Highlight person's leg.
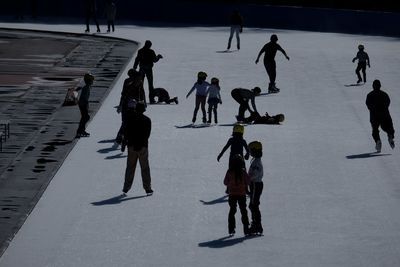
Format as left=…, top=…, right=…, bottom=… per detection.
left=361, top=64, right=367, bottom=83
left=355, top=64, right=362, bottom=83
left=78, top=103, right=90, bottom=134
left=207, top=104, right=212, bottom=123
left=200, top=96, right=207, bottom=123
left=238, top=196, right=250, bottom=234
left=249, top=182, right=264, bottom=232
left=213, top=103, right=218, bottom=123
left=235, top=26, right=240, bottom=49
left=85, top=12, right=90, bottom=32
left=192, top=96, right=201, bottom=123
left=371, top=119, right=381, bottom=143
left=138, top=147, right=152, bottom=191
left=227, top=26, right=234, bottom=49
left=228, top=196, right=238, bottom=234
left=123, top=147, right=139, bottom=193
left=145, top=68, right=155, bottom=103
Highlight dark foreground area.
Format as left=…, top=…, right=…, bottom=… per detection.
left=0, top=28, right=137, bottom=256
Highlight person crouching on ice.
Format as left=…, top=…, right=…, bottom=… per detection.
left=153, top=88, right=178, bottom=104
left=224, top=154, right=251, bottom=236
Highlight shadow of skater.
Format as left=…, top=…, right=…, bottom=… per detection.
left=200, top=195, right=228, bottom=205
left=91, top=194, right=148, bottom=206
left=199, top=235, right=256, bottom=248
left=346, top=152, right=391, bottom=159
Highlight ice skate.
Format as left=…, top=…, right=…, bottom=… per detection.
left=146, top=189, right=154, bottom=196
left=388, top=137, right=395, bottom=149
left=375, top=140, right=382, bottom=153
left=229, top=230, right=235, bottom=237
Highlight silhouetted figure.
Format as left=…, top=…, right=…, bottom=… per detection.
left=227, top=10, right=243, bottom=50
left=14, top=0, right=24, bottom=20
left=116, top=69, right=146, bottom=145
left=105, top=0, right=116, bottom=32
left=85, top=0, right=100, bottom=33
left=231, top=87, right=261, bottom=122
left=122, top=102, right=153, bottom=196
left=255, top=34, right=290, bottom=93
left=133, top=40, right=163, bottom=104
left=352, top=44, right=370, bottom=84
left=75, top=73, right=95, bottom=138
left=366, top=80, right=395, bottom=152
left=153, top=88, right=178, bottom=104
left=206, top=77, right=222, bottom=124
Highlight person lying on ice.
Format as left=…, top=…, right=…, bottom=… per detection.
left=242, top=111, right=285, bottom=125
left=152, top=88, right=178, bottom=104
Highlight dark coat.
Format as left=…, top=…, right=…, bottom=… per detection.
left=125, top=112, right=151, bottom=150
left=366, top=89, right=391, bottom=121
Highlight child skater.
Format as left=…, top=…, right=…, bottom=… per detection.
left=186, top=71, right=210, bottom=123
left=352, top=44, right=370, bottom=84
left=248, top=141, right=264, bottom=235
left=217, top=124, right=249, bottom=167
left=75, top=73, right=94, bottom=138
left=206, top=77, right=222, bottom=124
left=223, top=154, right=251, bottom=236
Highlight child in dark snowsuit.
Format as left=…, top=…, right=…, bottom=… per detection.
left=224, top=154, right=251, bottom=236
left=217, top=124, right=249, bottom=167
left=352, top=44, right=370, bottom=84
left=248, top=141, right=264, bottom=235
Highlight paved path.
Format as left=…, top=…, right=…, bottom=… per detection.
left=0, top=28, right=137, bottom=255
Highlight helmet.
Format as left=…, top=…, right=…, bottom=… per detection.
left=270, top=34, right=278, bottom=42
left=197, top=71, right=207, bottom=79
left=358, top=44, right=364, bottom=50
left=248, top=141, right=262, bottom=152
left=211, top=77, right=219, bottom=84
left=232, top=123, right=244, bottom=135
left=84, top=73, right=94, bottom=84
left=252, top=87, right=261, bottom=95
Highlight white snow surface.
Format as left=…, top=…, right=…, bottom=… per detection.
left=1, top=22, right=400, bottom=267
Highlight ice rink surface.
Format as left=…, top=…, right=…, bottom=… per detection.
left=0, top=22, right=400, bottom=267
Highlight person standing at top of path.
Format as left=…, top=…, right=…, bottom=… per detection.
left=255, top=34, right=290, bottom=93
left=75, top=73, right=94, bottom=138
left=133, top=40, right=163, bottom=104
left=105, top=0, right=117, bottom=33
left=227, top=10, right=243, bottom=50
left=84, top=0, right=100, bottom=33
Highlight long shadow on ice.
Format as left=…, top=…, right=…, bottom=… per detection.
left=199, top=235, right=258, bottom=248
left=346, top=152, right=391, bottom=159
left=91, top=194, right=148, bottom=206
left=199, top=195, right=228, bottom=205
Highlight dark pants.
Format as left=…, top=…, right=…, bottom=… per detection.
left=78, top=103, right=90, bottom=133
left=356, top=62, right=367, bottom=82
left=139, top=67, right=155, bottom=102
left=264, top=60, right=276, bottom=84
left=370, top=115, right=395, bottom=142
left=192, top=95, right=207, bottom=123
left=228, top=195, right=249, bottom=234
left=231, top=90, right=249, bottom=120
left=249, top=182, right=264, bottom=230
left=123, top=146, right=152, bottom=193
left=107, top=20, right=115, bottom=32
left=85, top=11, right=100, bottom=31
left=207, top=98, right=219, bottom=123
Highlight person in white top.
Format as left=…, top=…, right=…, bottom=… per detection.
left=206, top=77, right=222, bottom=124
left=186, top=71, right=210, bottom=123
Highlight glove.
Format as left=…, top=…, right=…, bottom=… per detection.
left=219, top=100, right=222, bottom=104
left=157, top=54, right=163, bottom=59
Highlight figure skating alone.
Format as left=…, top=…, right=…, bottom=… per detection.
left=352, top=44, right=370, bottom=84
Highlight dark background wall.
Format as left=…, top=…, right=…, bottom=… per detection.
left=1, top=0, right=399, bottom=36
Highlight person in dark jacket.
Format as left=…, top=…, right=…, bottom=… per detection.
left=231, top=87, right=261, bottom=122
left=366, top=79, right=395, bottom=152
left=116, top=69, right=146, bottom=144
left=122, top=102, right=153, bottom=195
left=84, top=0, right=100, bottom=33
left=227, top=10, right=243, bottom=50
left=255, top=34, right=290, bottom=93
left=153, top=88, right=178, bottom=104
left=75, top=73, right=94, bottom=138
left=133, top=40, right=163, bottom=104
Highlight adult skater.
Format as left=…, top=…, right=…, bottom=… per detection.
left=133, top=40, right=163, bottom=104
left=153, top=88, right=178, bottom=104
left=255, top=34, right=290, bottom=93
left=105, top=0, right=117, bottom=33
left=84, top=0, right=100, bottom=33
left=352, top=44, right=370, bottom=84
left=122, top=102, right=153, bottom=196
left=227, top=10, right=243, bottom=50
left=366, top=79, right=395, bottom=152
left=75, top=73, right=94, bottom=138
left=231, top=87, right=261, bottom=122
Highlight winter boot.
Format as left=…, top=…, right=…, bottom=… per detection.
left=388, top=136, right=395, bottom=149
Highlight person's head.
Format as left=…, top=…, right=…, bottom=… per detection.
left=270, top=34, right=278, bottom=43
left=252, top=87, right=261, bottom=96
left=358, top=44, right=364, bottom=51
left=197, top=71, right=207, bottom=81
left=232, top=123, right=244, bottom=137
left=84, top=73, right=94, bottom=85
left=211, top=77, right=219, bottom=86
left=248, top=141, right=263, bottom=158
left=128, top=68, right=139, bottom=78
left=135, top=101, right=146, bottom=114
left=144, top=40, right=152, bottom=48
left=372, top=79, right=381, bottom=91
